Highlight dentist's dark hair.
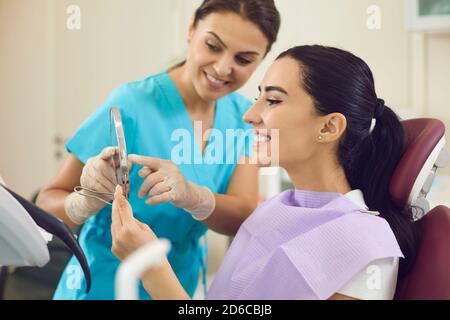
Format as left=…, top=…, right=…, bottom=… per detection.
left=193, top=0, right=281, bottom=54
left=277, top=45, right=418, bottom=278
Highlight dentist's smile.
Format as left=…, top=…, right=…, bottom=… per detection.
left=204, top=71, right=231, bottom=90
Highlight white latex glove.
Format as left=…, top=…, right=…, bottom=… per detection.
left=65, top=147, right=118, bottom=225
left=129, top=155, right=216, bottom=221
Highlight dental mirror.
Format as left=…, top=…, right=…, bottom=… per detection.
left=110, top=107, right=130, bottom=198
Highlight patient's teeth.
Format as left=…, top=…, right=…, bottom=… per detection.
left=256, top=135, right=270, bottom=143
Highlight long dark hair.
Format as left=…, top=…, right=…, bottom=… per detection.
left=277, top=45, right=418, bottom=278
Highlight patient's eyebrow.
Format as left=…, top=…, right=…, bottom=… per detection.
left=258, top=85, right=289, bottom=95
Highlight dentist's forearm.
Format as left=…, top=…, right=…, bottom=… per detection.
left=141, top=259, right=191, bottom=300
left=202, top=194, right=257, bottom=236
left=36, top=189, right=77, bottom=229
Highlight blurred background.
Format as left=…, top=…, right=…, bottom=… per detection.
left=0, top=0, right=449, bottom=299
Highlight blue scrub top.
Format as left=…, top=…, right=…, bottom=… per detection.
left=53, top=72, right=253, bottom=300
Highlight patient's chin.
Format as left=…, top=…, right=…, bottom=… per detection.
left=251, top=151, right=279, bottom=168
left=251, top=143, right=279, bottom=167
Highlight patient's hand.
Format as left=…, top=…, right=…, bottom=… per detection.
left=111, top=186, right=158, bottom=261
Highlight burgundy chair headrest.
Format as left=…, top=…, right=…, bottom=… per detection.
left=395, top=206, right=450, bottom=300
left=390, top=119, right=446, bottom=209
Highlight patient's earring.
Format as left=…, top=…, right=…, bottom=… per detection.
left=318, top=135, right=324, bottom=142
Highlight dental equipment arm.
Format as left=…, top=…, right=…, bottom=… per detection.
left=115, top=239, right=189, bottom=300
left=1, top=185, right=91, bottom=293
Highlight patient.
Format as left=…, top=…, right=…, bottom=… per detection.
left=110, top=45, right=418, bottom=300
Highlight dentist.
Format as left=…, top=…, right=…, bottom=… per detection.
left=37, top=0, right=281, bottom=300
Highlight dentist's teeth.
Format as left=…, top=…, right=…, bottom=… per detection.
left=206, top=73, right=226, bottom=84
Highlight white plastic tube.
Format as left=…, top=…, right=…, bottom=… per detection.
left=115, top=239, right=171, bottom=300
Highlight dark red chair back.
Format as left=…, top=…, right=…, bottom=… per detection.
left=390, top=119, right=450, bottom=300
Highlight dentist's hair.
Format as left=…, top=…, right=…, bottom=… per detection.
left=193, top=0, right=281, bottom=55
left=277, top=45, right=418, bottom=278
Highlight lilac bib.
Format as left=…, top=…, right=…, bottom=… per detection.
left=206, top=190, right=404, bottom=300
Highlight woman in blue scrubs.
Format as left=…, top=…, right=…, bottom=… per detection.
left=36, top=0, right=281, bottom=300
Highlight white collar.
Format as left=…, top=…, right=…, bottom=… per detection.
left=345, top=190, right=380, bottom=216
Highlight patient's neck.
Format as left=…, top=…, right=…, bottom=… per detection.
left=286, top=156, right=352, bottom=195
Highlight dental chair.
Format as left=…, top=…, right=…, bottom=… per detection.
left=390, top=118, right=450, bottom=300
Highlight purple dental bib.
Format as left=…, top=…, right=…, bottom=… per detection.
left=206, top=190, right=404, bottom=300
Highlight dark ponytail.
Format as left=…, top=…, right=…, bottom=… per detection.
left=352, top=102, right=419, bottom=277
left=278, top=45, right=418, bottom=278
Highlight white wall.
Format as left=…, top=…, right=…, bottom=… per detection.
left=427, top=33, right=450, bottom=124
left=240, top=0, right=410, bottom=112
left=53, top=0, right=186, bottom=143
left=0, top=0, right=53, bottom=198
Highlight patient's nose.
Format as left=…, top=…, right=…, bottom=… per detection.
left=243, top=103, right=263, bottom=126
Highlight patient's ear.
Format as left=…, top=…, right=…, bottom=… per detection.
left=318, top=113, right=347, bottom=143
